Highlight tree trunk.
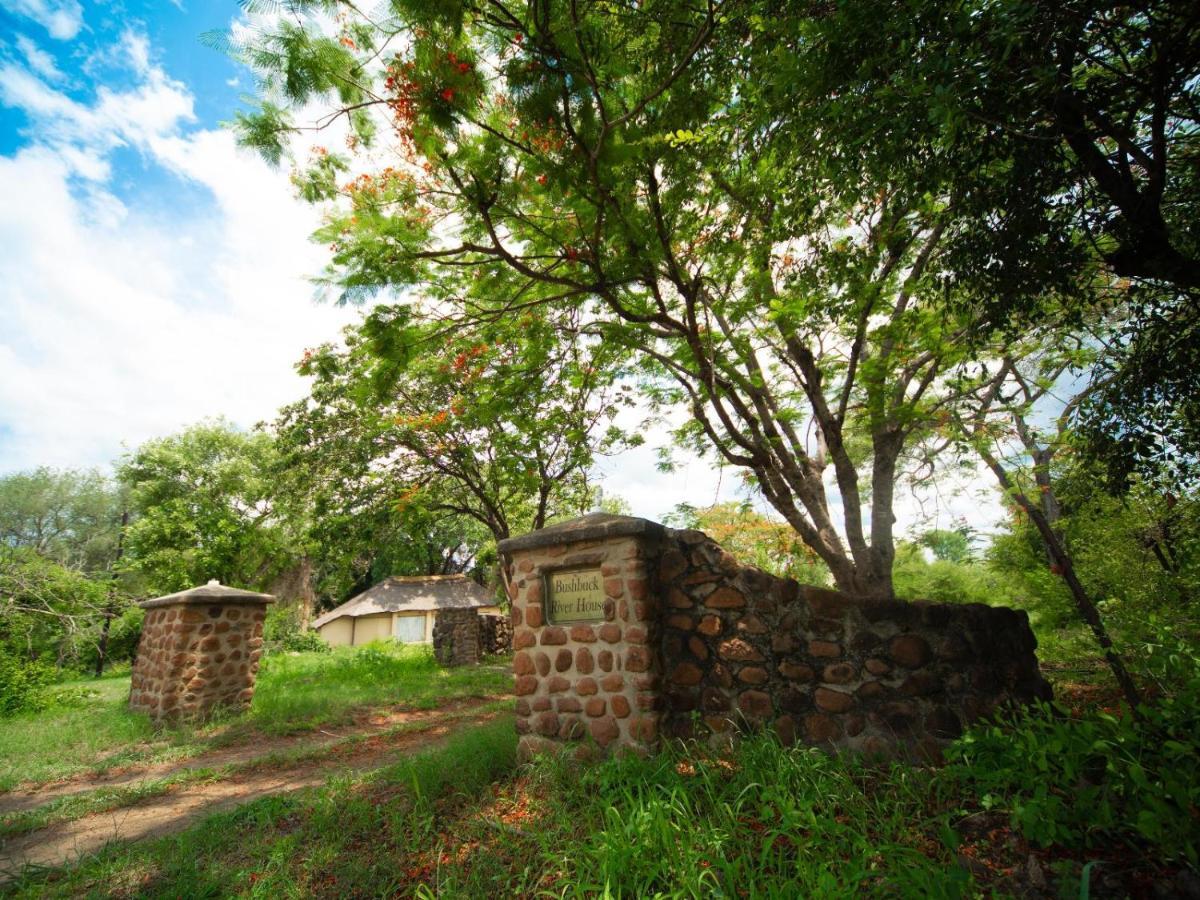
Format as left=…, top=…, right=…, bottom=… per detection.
left=94, top=509, right=128, bottom=678
left=1019, top=498, right=1143, bottom=712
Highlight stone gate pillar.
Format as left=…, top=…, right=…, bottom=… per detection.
left=129, top=580, right=273, bottom=721
left=432, top=607, right=481, bottom=666
left=498, top=513, right=666, bottom=760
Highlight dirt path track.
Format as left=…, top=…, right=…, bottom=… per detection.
left=0, top=697, right=496, bottom=818
left=0, top=698, right=508, bottom=878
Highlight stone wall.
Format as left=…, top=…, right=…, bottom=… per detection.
left=129, top=581, right=272, bottom=722
left=432, top=607, right=481, bottom=666
left=479, top=612, right=513, bottom=655
left=657, top=529, right=1052, bottom=759
left=499, top=513, right=1051, bottom=760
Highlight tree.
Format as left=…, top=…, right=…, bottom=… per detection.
left=273, top=469, right=496, bottom=609
left=666, top=501, right=830, bottom=584
left=0, top=467, right=124, bottom=574
left=944, top=328, right=1148, bottom=708
left=275, top=307, right=636, bottom=564
left=918, top=528, right=976, bottom=565
left=757, top=0, right=1200, bottom=489
left=0, top=468, right=135, bottom=674
left=234, top=0, right=1006, bottom=600
left=119, top=420, right=299, bottom=594
left=0, top=547, right=108, bottom=666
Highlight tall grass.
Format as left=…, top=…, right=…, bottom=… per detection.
left=249, top=642, right=508, bottom=734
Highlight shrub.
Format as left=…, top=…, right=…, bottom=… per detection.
left=73, top=605, right=145, bottom=674
left=263, top=603, right=330, bottom=654
left=944, top=645, right=1200, bottom=865
left=279, top=628, right=330, bottom=653
left=0, top=651, right=55, bottom=717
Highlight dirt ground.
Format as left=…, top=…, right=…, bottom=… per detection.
left=0, top=696, right=508, bottom=878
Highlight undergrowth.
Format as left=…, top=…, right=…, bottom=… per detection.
left=9, top=678, right=1197, bottom=897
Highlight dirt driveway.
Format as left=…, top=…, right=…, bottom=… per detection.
left=0, top=696, right=509, bottom=878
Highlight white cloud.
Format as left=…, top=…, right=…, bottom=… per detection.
left=0, top=32, right=355, bottom=473
left=0, top=0, right=83, bottom=40
left=0, top=52, right=196, bottom=179
left=121, top=29, right=151, bottom=77
left=14, top=33, right=62, bottom=81
left=594, top=406, right=735, bottom=523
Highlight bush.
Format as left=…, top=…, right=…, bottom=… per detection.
left=944, top=645, right=1200, bottom=864
left=263, top=603, right=330, bottom=654
left=0, top=651, right=55, bottom=717
left=73, top=605, right=145, bottom=674
left=279, top=628, right=330, bottom=653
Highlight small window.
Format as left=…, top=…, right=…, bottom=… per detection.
left=393, top=614, right=425, bottom=643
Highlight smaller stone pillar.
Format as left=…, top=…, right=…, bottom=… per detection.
left=498, top=513, right=666, bottom=761
left=129, top=580, right=273, bottom=721
left=432, top=607, right=482, bottom=666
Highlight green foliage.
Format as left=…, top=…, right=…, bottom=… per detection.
left=276, top=309, right=637, bottom=550
left=0, top=467, right=125, bottom=573
left=982, top=471, right=1200, bottom=668
left=262, top=604, right=328, bottom=654
left=0, top=547, right=110, bottom=669
left=892, top=543, right=1018, bottom=606
left=0, top=650, right=55, bottom=717
left=667, top=501, right=832, bottom=584
left=919, top=528, right=975, bottom=564
left=946, top=646, right=1200, bottom=863
left=73, top=605, right=144, bottom=674
left=775, top=0, right=1200, bottom=489
left=234, top=0, right=1011, bottom=600
left=119, top=419, right=300, bottom=594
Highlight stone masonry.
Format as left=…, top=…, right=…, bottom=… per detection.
left=655, top=527, right=1051, bottom=760
left=499, top=513, right=1051, bottom=760
left=129, top=580, right=273, bottom=722
left=479, top=612, right=513, bottom=655
left=498, top=514, right=667, bottom=762
left=432, top=607, right=482, bottom=666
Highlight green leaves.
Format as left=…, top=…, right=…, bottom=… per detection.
left=231, top=102, right=293, bottom=166
left=118, top=420, right=295, bottom=594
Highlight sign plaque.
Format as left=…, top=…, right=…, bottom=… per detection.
left=546, top=567, right=606, bottom=623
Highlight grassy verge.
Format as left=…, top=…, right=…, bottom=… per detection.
left=2, top=719, right=520, bottom=898
left=0, top=698, right=513, bottom=840
left=0, top=643, right=511, bottom=792
left=9, top=687, right=1196, bottom=898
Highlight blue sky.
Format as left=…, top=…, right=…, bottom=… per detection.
left=0, top=0, right=359, bottom=476
left=0, top=0, right=1002, bottom=533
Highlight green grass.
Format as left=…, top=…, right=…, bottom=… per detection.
left=248, top=643, right=510, bottom=735
left=0, top=725, right=1007, bottom=898
left=2, top=718, right=520, bottom=898
left=7, top=692, right=1196, bottom=898
left=0, top=697, right=514, bottom=841
left=0, top=643, right=511, bottom=792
